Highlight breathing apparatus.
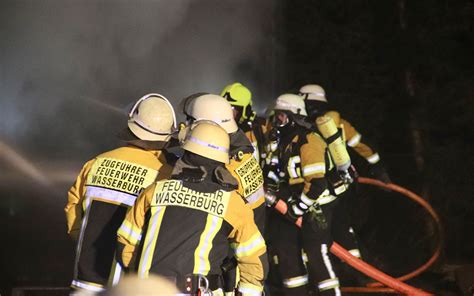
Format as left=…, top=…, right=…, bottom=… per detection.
left=316, top=115, right=353, bottom=190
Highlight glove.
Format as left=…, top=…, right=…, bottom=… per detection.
left=368, top=162, right=391, bottom=184
left=264, top=191, right=278, bottom=207
left=308, top=204, right=328, bottom=230
left=285, top=199, right=304, bottom=224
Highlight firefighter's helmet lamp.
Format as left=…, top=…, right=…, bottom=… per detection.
left=127, top=93, right=177, bottom=141
left=184, top=93, right=238, bottom=134
left=299, top=84, right=327, bottom=102
left=182, top=121, right=230, bottom=164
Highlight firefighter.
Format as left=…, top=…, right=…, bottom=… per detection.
left=299, top=84, right=391, bottom=183
left=299, top=83, right=390, bottom=285
left=116, top=121, right=267, bottom=296
left=263, top=93, right=313, bottom=296
left=220, top=82, right=267, bottom=164
left=181, top=93, right=267, bottom=295
left=267, top=92, right=361, bottom=295
left=64, top=93, right=177, bottom=294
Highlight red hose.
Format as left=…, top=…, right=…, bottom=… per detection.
left=357, top=177, right=442, bottom=288
left=331, top=242, right=432, bottom=295
left=271, top=182, right=435, bottom=295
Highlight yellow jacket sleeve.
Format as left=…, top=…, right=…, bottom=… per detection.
left=64, top=160, right=94, bottom=240
left=117, top=183, right=154, bottom=267
left=227, top=196, right=267, bottom=295
left=341, top=118, right=380, bottom=164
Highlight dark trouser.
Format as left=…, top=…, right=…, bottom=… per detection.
left=331, top=189, right=364, bottom=286
left=302, top=191, right=361, bottom=296
left=266, top=209, right=310, bottom=296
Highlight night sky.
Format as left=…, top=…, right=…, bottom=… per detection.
left=1, top=0, right=473, bottom=294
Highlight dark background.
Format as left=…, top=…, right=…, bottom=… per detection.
left=1, top=0, right=473, bottom=294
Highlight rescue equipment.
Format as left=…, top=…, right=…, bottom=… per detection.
left=316, top=115, right=351, bottom=172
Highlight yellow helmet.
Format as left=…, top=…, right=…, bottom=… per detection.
left=127, top=93, right=177, bottom=141
left=182, top=121, right=230, bottom=163
left=220, top=82, right=255, bottom=122
left=274, top=93, right=307, bottom=116
left=299, top=84, right=327, bottom=102
left=183, top=93, right=238, bottom=134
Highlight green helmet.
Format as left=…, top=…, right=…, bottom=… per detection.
left=220, top=82, right=256, bottom=123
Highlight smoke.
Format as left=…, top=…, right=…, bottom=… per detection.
left=0, top=0, right=275, bottom=160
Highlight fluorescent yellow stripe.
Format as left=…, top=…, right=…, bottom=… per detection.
left=74, top=196, right=92, bottom=279
left=283, top=274, right=309, bottom=288
left=193, top=214, right=223, bottom=274
left=347, top=133, right=361, bottom=147
left=232, top=232, right=265, bottom=258
left=238, top=282, right=264, bottom=295
left=366, top=153, right=380, bottom=164
left=138, top=206, right=166, bottom=278
left=302, top=162, right=325, bottom=176
left=117, top=220, right=142, bottom=245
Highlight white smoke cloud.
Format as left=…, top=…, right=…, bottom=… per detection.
left=0, top=0, right=276, bottom=159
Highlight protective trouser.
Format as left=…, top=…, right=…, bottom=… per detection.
left=330, top=188, right=364, bottom=286
left=302, top=198, right=341, bottom=296
left=266, top=210, right=310, bottom=296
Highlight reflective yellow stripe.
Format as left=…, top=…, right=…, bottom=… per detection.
left=138, top=206, right=166, bottom=278
left=267, top=171, right=279, bottom=183
left=86, top=186, right=137, bottom=207
left=300, top=192, right=316, bottom=207
left=117, top=220, right=143, bottom=245
left=246, top=187, right=264, bottom=205
left=318, top=278, right=340, bottom=291
left=232, top=232, right=265, bottom=258
left=333, top=184, right=347, bottom=195
left=301, top=251, right=308, bottom=263
left=349, top=249, right=361, bottom=258
left=320, top=244, right=341, bottom=295
left=347, top=133, right=361, bottom=147
left=302, top=162, right=325, bottom=176
left=283, top=274, right=309, bottom=288
left=193, top=214, right=223, bottom=275
left=315, top=189, right=337, bottom=205
left=366, top=153, right=380, bottom=164
left=108, top=260, right=122, bottom=286
left=238, top=282, right=264, bottom=295
left=287, top=156, right=301, bottom=178
left=251, top=141, right=259, bottom=162
left=71, top=279, right=105, bottom=292
left=74, top=196, right=92, bottom=279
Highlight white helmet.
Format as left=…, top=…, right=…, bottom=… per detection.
left=274, top=93, right=307, bottom=116
left=127, top=93, right=177, bottom=141
left=182, top=121, right=230, bottom=163
left=299, top=84, right=327, bottom=102
left=183, top=93, right=238, bottom=134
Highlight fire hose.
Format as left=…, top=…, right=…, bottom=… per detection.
left=270, top=177, right=440, bottom=295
